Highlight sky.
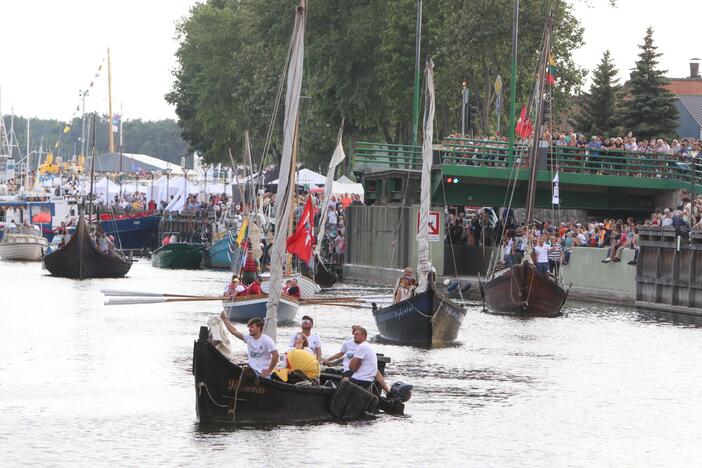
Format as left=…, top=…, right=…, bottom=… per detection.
left=0, top=0, right=700, bottom=123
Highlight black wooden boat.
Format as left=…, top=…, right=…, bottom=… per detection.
left=480, top=261, right=567, bottom=318
left=44, top=214, right=132, bottom=279
left=372, top=285, right=466, bottom=346
left=193, top=326, right=406, bottom=425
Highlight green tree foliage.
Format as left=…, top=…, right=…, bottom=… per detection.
left=574, top=50, right=621, bottom=136
left=622, top=27, right=678, bottom=140
left=3, top=115, right=188, bottom=165
left=167, top=0, right=586, bottom=167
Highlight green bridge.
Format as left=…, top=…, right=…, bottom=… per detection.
left=352, top=138, right=700, bottom=215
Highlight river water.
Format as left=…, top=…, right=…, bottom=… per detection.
left=1, top=260, right=701, bottom=467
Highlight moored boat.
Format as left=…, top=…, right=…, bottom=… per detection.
left=372, top=285, right=466, bottom=346
left=314, top=261, right=338, bottom=288
left=0, top=225, right=48, bottom=261
left=43, top=213, right=132, bottom=279
left=223, top=293, right=298, bottom=324
left=204, top=235, right=232, bottom=269
left=99, top=212, right=161, bottom=251
left=151, top=240, right=204, bottom=269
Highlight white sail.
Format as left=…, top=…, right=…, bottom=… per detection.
left=264, top=0, right=306, bottom=340
left=416, top=60, right=435, bottom=294
left=314, top=127, right=346, bottom=257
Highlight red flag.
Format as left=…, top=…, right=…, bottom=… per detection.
left=286, top=196, right=315, bottom=262
left=520, top=119, right=534, bottom=139
left=515, top=105, right=526, bottom=137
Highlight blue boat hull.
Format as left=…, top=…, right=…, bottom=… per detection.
left=100, top=214, right=161, bottom=250
left=204, top=237, right=231, bottom=269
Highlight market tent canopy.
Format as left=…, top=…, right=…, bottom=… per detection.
left=93, top=152, right=185, bottom=175
left=270, top=168, right=326, bottom=186
left=309, top=177, right=364, bottom=202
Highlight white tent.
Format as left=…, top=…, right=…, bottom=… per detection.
left=156, top=176, right=200, bottom=203
left=310, top=177, right=364, bottom=202
left=94, top=177, right=121, bottom=203
left=270, top=168, right=326, bottom=186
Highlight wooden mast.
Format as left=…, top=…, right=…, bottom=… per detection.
left=285, top=114, right=299, bottom=274
left=107, top=48, right=115, bottom=154
left=523, top=16, right=552, bottom=229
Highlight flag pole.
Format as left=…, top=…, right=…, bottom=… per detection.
left=507, top=0, right=519, bottom=166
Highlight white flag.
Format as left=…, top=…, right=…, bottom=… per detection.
left=552, top=171, right=560, bottom=205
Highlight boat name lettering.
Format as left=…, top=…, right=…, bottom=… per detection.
left=227, top=378, right=266, bottom=395
left=393, top=304, right=414, bottom=320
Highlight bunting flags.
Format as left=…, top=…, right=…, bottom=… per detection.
left=514, top=105, right=534, bottom=139
left=286, top=196, right=315, bottom=262
left=546, top=54, right=557, bottom=85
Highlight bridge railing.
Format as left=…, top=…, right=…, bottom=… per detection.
left=352, top=138, right=702, bottom=185
left=352, top=141, right=422, bottom=171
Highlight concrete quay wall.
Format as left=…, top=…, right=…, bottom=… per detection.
left=560, top=247, right=636, bottom=304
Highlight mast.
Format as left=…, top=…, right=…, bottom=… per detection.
left=507, top=0, right=520, bottom=166
left=88, top=113, right=97, bottom=224
left=416, top=58, right=435, bottom=294
left=524, top=16, right=552, bottom=228
left=25, top=119, right=30, bottom=190
left=410, top=0, right=423, bottom=148
left=285, top=115, right=299, bottom=275
left=107, top=48, right=115, bottom=154
left=314, top=121, right=346, bottom=259
left=264, top=0, right=306, bottom=340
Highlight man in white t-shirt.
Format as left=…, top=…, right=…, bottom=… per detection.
left=347, top=327, right=390, bottom=394
left=220, top=313, right=279, bottom=378
left=323, top=325, right=360, bottom=371
left=288, top=315, right=322, bottom=361
left=533, top=237, right=550, bottom=275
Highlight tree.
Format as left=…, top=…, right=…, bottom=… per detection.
left=622, top=27, right=678, bottom=140
left=167, top=0, right=587, bottom=167
left=574, top=50, right=620, bottom=136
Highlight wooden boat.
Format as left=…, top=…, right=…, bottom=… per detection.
left=204, top=235, right=232, bottom=269
left=223, top=293, right=298, bottom=324
left=480, top=15, right=568, bottom=318
left=98, top=212, right=161, bottom=250
left=44, top=214, right=132, bottom=279
left=0, top=225, right=48, bottom=261
left=193, top=325, right=404, bottom=425
left=314, top=261, right=338, bottom=288
left=372, top=61, right=466, bottom=346
left=481, top=262, right=567, bottom=317
left=151, top=241, right=204, bottom=269
left=260, top=272, right=320, bottom=299
left=372, top=285, right=466, bottom=346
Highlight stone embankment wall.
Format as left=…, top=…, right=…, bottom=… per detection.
left=560, top=247, right=636, bottom=304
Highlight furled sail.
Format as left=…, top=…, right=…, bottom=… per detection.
left=264, top=0, right=306, bottom=340
left=416, top=59, right=435, bottom=294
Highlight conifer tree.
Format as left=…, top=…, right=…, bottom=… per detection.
left=574, top=50, right=620, bottom=136
left=623, top=27, right=678, bottom=140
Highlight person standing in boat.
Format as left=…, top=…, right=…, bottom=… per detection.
left=241, top=249, right=259, bottom=285
left=288, top=315, right=322, bottom=361
left=533, top=236, right=551, bottom=276
left=219, top=313, right=279, bottom=378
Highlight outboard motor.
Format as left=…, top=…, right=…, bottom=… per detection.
left=389, top=381, right=413, bottom=402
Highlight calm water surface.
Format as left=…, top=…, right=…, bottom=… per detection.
left=1, top=260, right=701, bottom=467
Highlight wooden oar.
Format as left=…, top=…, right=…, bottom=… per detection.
left=104, top=296, right=225, bottom=306
left=101, top=289, right=207, bottom=298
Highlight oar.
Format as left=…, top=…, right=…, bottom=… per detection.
left=101, top=289, right=206, bottom=298
left=104, top=296, right=225, bottom=306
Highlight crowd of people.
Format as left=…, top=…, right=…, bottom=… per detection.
left=441, top=132, right=702, bottom=175
left=445, top=193, right=702, bottom=275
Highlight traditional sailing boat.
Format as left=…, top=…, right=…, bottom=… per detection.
left=193, top=1, right=406, bottom=424
left=44, top=115, right=132, bottom=279
left=480, top=14, right=568, bottom=318
left=371, top=60, right=466, bottom=347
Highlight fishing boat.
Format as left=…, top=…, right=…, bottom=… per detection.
left=98, top=211, right=161, bottom=251
left=372, top=60, right=466, bottom=347
left=223, top=293, right=298, bottom=324
left=480, top=14, right=568, bottom=318
left=151, top=233, right=204, bottom=269
left=204, top=235, right=232, bottom=269
left=43, top=211, right=132, bottom=278
left=0, top=224, right=48, bottom=261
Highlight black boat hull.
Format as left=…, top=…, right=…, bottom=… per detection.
left=193, top=327, right=383, bottom=425
left=372, top=290, right=466, bottom=346
left=481, top=262, right=567, bottom=317
left=314, top=261, right=338, bottom=288
left=44, top=216, right=132, bottom=279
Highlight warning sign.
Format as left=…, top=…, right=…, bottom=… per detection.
left=417, top=211, right=441, bottom=242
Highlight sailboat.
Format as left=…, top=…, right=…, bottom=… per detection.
left=480, top=14, right=568, bottom=318
left=44, top=114, right=132, bottom=279
left=193, top=1, right=405, bottom=424
left=371, top=60, right=466, bottom=347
